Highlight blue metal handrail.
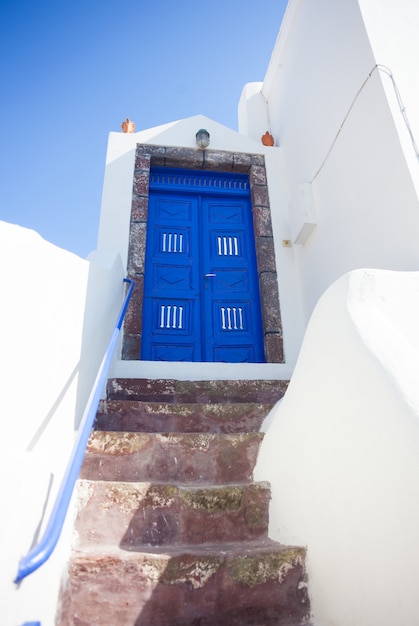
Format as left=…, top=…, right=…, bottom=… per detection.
left=15, top=277, right=135, bottom=584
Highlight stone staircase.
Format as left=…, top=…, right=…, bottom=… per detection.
left=57, top=379, right=310, bottom=626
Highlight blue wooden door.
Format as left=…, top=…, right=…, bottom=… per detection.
left=141, top=168, right=264, bottom=362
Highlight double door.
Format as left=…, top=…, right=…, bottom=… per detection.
left=141, top=169, right=264, bottom=362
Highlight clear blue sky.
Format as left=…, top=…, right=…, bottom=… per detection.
left=0, top=1, right=288, bottom=258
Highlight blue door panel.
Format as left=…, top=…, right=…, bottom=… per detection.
left=210, top=231, right=243, bottom=259
left=141, top=169, right=264, bottom=363
left=153, top=264, right=194, bottom=291
left=154, top=197, right=192, bottom=222
left=207, top=201, right=244, bottom=223
left=214, top=301, right=250, bottom=333
left=211, top=270, right=248, bottom=292
left=201, top=195, right=264, bottom=362
left=153, top=299, right=191, bottom=334
left=141, top=191, right=201, bottom=361
left=152, top=344, right=196, bottom=362
left=210, top=299, right=260, bottom=355
left=154, top=227, right=189, bottom=256
left=214, top=346, right=256, bottom=363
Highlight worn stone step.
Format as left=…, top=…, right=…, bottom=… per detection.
left=58, top=541, right=309, bottom=626
left=81, top=431, right=263, bottom=484
left=107, top=378, right=289, bottom=404
left=95, top=400, right=273, bottom=433
left=58, top=375, right=311, bottom=624
left=75, top=480, right=270, bottom=548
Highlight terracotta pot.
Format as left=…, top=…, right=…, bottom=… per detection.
left=261, top=131, right=275, bottom=146
left=121, top=118, right=135, bottom=133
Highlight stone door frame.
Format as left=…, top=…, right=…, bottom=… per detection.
left=122, top=143, right=284, bottom=363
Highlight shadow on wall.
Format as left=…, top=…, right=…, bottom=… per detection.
left=74, top=250, right=126, bottom=429
left=26, top=361, right=80, bottom=451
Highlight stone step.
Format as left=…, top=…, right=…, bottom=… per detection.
left=81, top=431, right=263, bottom=484
left=58, top=375, right=311, bottom=624
left=58, top=541, right=309, bottom=626
left=107, top=378, right=289, bottom=404
left=95, top=400, right=273, bottom=433
left=74, top=480, right=270, bottom=548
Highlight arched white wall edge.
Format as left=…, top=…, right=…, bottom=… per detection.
left=238, top=82, right=270, bottom=143
left=254, top=268, right=419, bottom=626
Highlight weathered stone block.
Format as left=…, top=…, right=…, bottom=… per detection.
left=256, top=237, right=276, bottom=273
left=133, top=169, right=149, bottom=196
left=251, top=154, right=265, bottom=167
left=232, top=152, right=253, bottom=172
left=134, top=152, right=151, bottom=170
left=131, top=194, right=148, bottom=222
left=203, top=149, right=235, bottom=171
left=74, top=480, right=270, bottom=548
left=107, top=378, right=289, bottom=403
left=147, top=145, right=167, bottom=166
left=121, top=333, right=141, bottom=361
left=264, top=332, right=284, bottom=363
left=127, top=222, right=147, bottom=275
left=123, top=276, right=143, bottom=331
left=253, top=205, right=273, bottom=237
left=164, top=147, right=204, bottom=169
left=251, top=184, right=270, bottom=208
left=95, top=400, right=274, bottom=434
left=250, top=164, right=267, bottom=185
left=260, top=272, right=282, bottom=332
left=81, top=430, right=264, bottom=484
left=137, top=144, right=165, bottom=160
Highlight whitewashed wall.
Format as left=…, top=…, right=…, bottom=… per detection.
left=358, top=0, right=419, bottom=198
left=0, top=221, right=125, bottom=625
left=239, top=0, right=419, bottom=324
left=255, top=269, right=419, bottom=626
left=242, top=1, right=419, bottom=625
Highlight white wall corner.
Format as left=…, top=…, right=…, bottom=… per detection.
left=238, top=82, right=270, bottom=142
left=288, top=182, right=317, bottom=245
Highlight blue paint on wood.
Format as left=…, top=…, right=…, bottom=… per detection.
left=141, top=168, right=264, bottom=362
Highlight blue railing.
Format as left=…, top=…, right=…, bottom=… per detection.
left=15, top=277, right=135, bottom=584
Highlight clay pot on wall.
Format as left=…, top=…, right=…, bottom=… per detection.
left=261, top=131, right=275, bottom=146
left=122, top=118, right=135, bottom=133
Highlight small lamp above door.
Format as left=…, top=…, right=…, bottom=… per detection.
left=195, top=129, right=210, bottom=149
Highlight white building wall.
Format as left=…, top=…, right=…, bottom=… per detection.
left=245, top=1, right=419, bottom=624
left=255, top=269, right=419, bottom=626
left=358, top=0, right=419, bottom=198
left=239, top=0, right=419, bottom=323
left=0, top=221, right=125, bottom=625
